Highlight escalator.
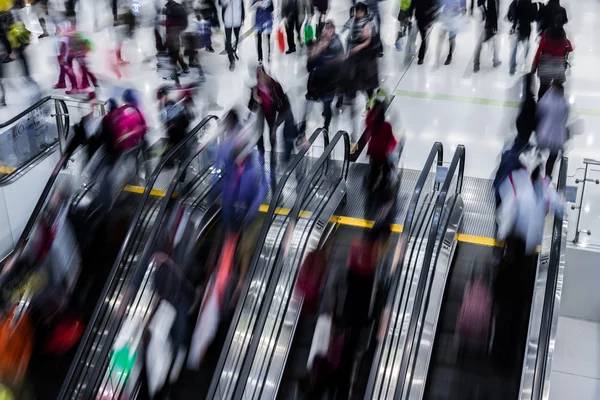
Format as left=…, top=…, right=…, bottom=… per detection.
left=59, top=127, right=330, bottom=400
left=378, top=151, right=568, bottom=400
left=206, top=130, right=349, bottom=400
left=225, top=141, right=446, bottom=400
left=56, top=116, right=219, bottom=400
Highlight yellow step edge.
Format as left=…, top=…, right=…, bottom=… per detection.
left=124, top=185, right=506, bottom=247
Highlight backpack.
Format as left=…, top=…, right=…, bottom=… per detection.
left=456, top=275, right=491, bottom=350
left=106, top=105, right=146, bottom=153
left=7, top=22, right=31, bottom=49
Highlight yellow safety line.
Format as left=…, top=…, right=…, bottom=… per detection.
left=0, top=165, right=16, bottom=174
left=124, top=185, right=508, bottom=246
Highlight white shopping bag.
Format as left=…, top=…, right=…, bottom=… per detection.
left=306, top=313, right=332, bottom=371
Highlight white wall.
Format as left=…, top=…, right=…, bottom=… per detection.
left=560, top=244, right=600, bottom=322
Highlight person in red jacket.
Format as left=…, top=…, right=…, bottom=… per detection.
left=532, top=21, right=572, bottom=99
left=365, top=99, right=397, bottom=191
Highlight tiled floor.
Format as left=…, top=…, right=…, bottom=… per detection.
left=550, top=317, right=600, bottom=400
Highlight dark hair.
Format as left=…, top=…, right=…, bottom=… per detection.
left=355, top=2, right=368, bottom=14
left=545, top=25, right=566, bottom=40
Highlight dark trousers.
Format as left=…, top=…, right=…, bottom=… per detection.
left=538, top=81, right=551, bottom=100
left=417, top=22, right=429, bottom=61
left=257, top=109, right=296, bottom=191
left=155, top=28, right=165, bottom=53
left=15, top=46, right=32, bottom=80
left=286, top=13, right=301, bottom=51
left=225, top=27, right=240, bottom=63
left=256, top=34, right=271, bottom=61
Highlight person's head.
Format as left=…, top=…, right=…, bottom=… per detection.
left=321, top=20, right=336, bottom=40
left=354, top=2, right=368, bottom=19
left=156, top=86, right=169, bottom=104
left=122, top=89, right=139, bottom=108
left=107, top=97, right=119, bottom=112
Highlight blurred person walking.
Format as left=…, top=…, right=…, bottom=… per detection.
left=513, top=72, right=536, bottom=151
left=535, top=78, right=568, bottom=177
left=537, top=0, right=567, bottom=34
left=280, top=0, right=310, bottom=54
left=473, top=0, right=501, bottom=72
left=219, top=0, right=244, bottom=71
left=340, top=2, right=378, bottom=152
left=252, top=0, right=273, bottom=64
left=507, top=0, right=536, bottom=75
left=531, top=18, right=572, bottom=99
left=164, top=0, right=191, bottom=83
left=299, top=20, right=344, bottom=135
left=414, top=0, right=438, bottom=65
left=249, top=66, right=300, bottom=192
left=436, top=0, right=466, bottom=66
left=0, top=0, right=15, bottom=63
left=365, top=95, right=397, bottom=192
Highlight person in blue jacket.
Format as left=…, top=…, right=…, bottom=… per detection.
left=252, top=0, right=273, bottom=64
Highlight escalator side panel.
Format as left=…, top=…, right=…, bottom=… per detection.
left=405, top=196, right=463, bottom=400
left=372, top=195, right=437, bottom=400
left=246, top=181, right=347, bottom=400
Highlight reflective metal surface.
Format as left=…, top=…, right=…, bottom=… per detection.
left=241, top=181, right=346, bottom=399
left=405, top=195, right=464, bottom=400
left=519, top=157, right=569, bottom=400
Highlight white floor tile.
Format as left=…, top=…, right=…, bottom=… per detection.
left=553, top=317, right=600, bottom=380
left=550, top=371, right=600, bottom=400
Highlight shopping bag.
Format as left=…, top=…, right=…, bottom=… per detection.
left=307, top=313, right=332, bottom=371
left=276, top=21, right=286, bottom=53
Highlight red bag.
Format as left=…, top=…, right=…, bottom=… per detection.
left=456, top=275, right=491, bottom=350
left=296, top=250, right=327, bottom=314
left=276, top=23, right=286, bottom=53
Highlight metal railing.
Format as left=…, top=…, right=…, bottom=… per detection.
left=365, top=141, right=444, bottom=398
left=59, top=115, right=218, bottom=399
left=530, top=157, right=568, bottom=400
left=207, top=127, right=330, bottom=398
left=569, top=158, right=599, bottom=244
left=394, top=144, right=465, bottom=398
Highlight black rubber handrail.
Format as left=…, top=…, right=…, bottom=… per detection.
left=394, top=144, right=465, bottom=398
left=232, top=130, right=350, bottom=399
left=531, top=156, right=568, bottom=400
left=364, top=141, right=444, bottom=399
left=58, top=115, right=218, bottom=399
left=206, top=127, right=330, bottom=398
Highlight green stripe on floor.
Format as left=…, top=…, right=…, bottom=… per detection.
left=393, top=89, right=600, bottom=117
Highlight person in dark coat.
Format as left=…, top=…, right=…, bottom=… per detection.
left=508, top=0, right=536, bottom=75
left=414, top=0, right=438, bottom=64
left=280, top=0, right=310, bottom=54
left=473, top=0, right=501, bottom=72
left=537, top=0, right=567, bottom=34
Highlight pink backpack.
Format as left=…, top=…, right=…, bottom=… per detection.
left=107, top=105, right=147, bottom=153
left=456, top=275, right=491, bottom=350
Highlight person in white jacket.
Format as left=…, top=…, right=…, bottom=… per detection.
left=536, top=79, right=569, bottom=177
left=496, top=154, right=565, bottom=257
left=219, top=0, right=245, bottom=70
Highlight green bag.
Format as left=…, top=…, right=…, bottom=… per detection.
left=400, top=0, right=412, bottom=11
left=304, top=24, right=314, bottom=45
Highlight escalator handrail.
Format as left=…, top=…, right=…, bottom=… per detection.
left=232, top=130, right=350, bottom=399
left=207, top=127, right=330, bottom=398
left=365, top=141, right=443, bottom=398
left=531, top=156, right=568, bottom=400
left=82, top=116, right=224, bottom=399
left=58, top=115, right=218, bottom=399
left=394, top=144, right=465, bottom=397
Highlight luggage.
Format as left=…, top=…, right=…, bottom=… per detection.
left=456, top=275, right=491, bottom=350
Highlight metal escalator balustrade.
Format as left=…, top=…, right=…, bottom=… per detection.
left=58, top=115, right=219, bottom=400
left=396, top=145, right=466, bottom=400
left=207, top=127, right=330, bottom=400
left=365, top=142, right=445, bottom=400
left=519, top=157, right=568, bottom=400
left=234, top=130, right=349, bottom=400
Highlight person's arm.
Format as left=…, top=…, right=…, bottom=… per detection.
left=308, top=37, right=329, bottom=61
left=531, top=34, right=545, bottom=71
left=348, top=23, right=372, bottom=56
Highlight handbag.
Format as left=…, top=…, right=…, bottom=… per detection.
left=276, top=20, right=286, bottom=53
